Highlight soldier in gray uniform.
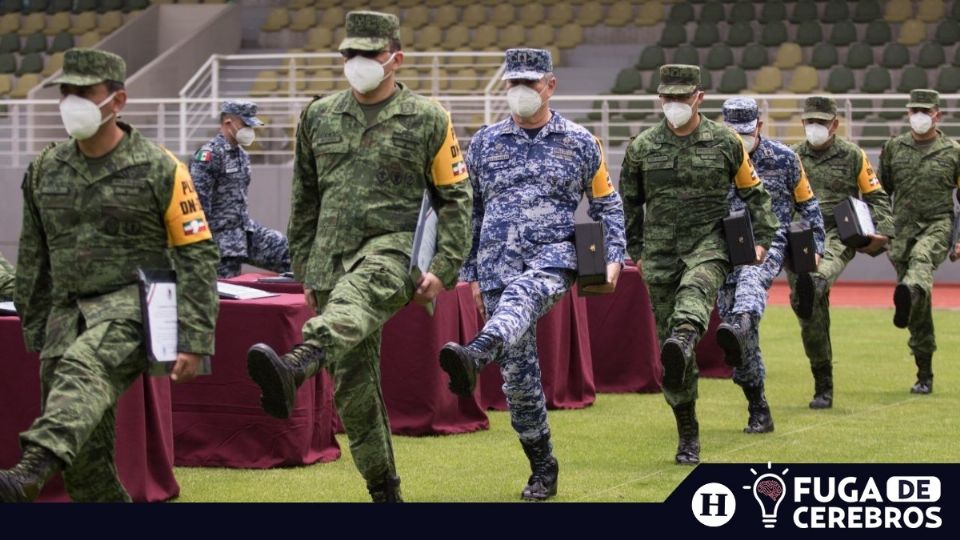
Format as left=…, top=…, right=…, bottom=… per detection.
left=438, top=48, right=626, bottom=501
left=716, top=98, right=825, bottom=434
left=190, top=100, right=291, bottom=278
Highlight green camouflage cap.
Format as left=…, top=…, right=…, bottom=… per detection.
left=657, top=64, right=700, bottom=95
left=338, top=11, right=400, bottom=52
left=43, top=48, right=126, bottom=88
left=801, top=96, right=837, bottom=120
left=907, top=89, right=939, bottom=109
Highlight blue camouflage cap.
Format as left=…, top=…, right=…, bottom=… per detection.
left=221, top=99, right=264, bottom=127
left=722, top=97, right=759, bottom=134
left=501, top=48, right=553, bottom=81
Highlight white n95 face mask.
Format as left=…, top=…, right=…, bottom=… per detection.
left=740, top=134, right=757, bottom=153
left=344, top=53, right=396, bottom=94
left=909, top=112, right=933, bottom=135
left=59, top=92, right=116, bottom=140
left=662, top=102, right=693, bottom=129
left=235, top=126, right=256, bottom=147
left=506, top=85, right=544, bottom=118
left=804, top=123, right=831, bottom=146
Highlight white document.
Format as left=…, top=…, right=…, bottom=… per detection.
left=0, top=301, right=16, bottom=315
left=409, top=190, right=438, bottom=316
left=850, top=198, right=876, bottom=236
left=217, top=282, right=280, bottom=300
left=143, top=281, right=178, bottom=363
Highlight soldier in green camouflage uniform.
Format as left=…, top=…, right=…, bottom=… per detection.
left=245, top=11, right=472, bottom=503
left=620, top=65, right=779, bottom=465
left=879, top=89, right=960, bottom=395
left=789, top=96, right=894, bottom=409
left=0, top=252, right=14, bottom=301
left=0, top=48, right=219, bottom=502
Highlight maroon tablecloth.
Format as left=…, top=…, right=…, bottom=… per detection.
left=473, top=287, right=597, bottom=411
left=0, top=316, right=179, bottom=502
left=170, top=294, right=341, bottom=468
left=223, top=272, right=304, bottom=295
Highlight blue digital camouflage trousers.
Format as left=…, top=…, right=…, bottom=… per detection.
left=717, top=238, right=787, bottom=388
left=217, top=224, right=291, bottom=278
left=479, top=268, right=575, bottom=446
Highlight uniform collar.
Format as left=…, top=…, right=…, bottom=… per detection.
left=655, top=113, right=716, bottom=146
left=55, top=122, right=144, bottom=185
left=331, top=82, right=416, bottom=126
left=798, top=135, right=845, bottom=162
left=496, top=109, right=567, bottom=138
left=899, top=129, right=951, bottom=154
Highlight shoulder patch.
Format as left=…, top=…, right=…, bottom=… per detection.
left=194, top=149, right=213, bottom=163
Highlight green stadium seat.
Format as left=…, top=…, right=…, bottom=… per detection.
left=636, top=45, right=666, bottom=70
left=646, top=69, right=661, bottom=93
left=861, top=66, right=892, bottom=93
left=692, top=23, right=720, bottom=48
left=845, top=43, right=874, bottom=69
left=881, top=43, right=911, bottom=68
left=0, top=0, right=20, bottom=12
left=860, top=124, right=891, bottom=148
left=760, top=22, right=788, bottom=47
left=865, top=21, right=892, bottom=46
left=659, top=22, right=686, bottom=47
left=586, top=99, right=609, bottom=122
left=699, top=68, right=713, bottom=90
left=829, top=21, right=858, bottom=46
left=796, top=20, right=823, bottom=47
left=897, top=66, right=929, bottom=92
left=622, top=99, right=653, bottom=121
left=918, top=42, right=946, bottom=69
left=98, top=0, right=123, bottom=13
left=935, top=66, right=960, bottom=93
left=672, top=44, right=699, bottom=66
left=849, top=98, right=873, bottom=120
left=935, top=20, right=960, bottom=46
left=21, top=33, right=47, bottom=55
left=608, top=124, right=633, bottom=148
left=0, top=34, right=18, bottom=54
left=123, top=0, right=150, bottom=13
left=610, top=68, right=642, bottom=94
left=706, top=43, right=734, bottom=70
left=787, top=65, right=819, bottom=93
left=853, top=0, right=883, bottom=22
left=953, top=46, right=960, bottom=67
left=717, top=67, right=747, bottom=93
left=939, top=122, right=960, bottom=139
left=725, top=21, right=753, bottom=47
left=727, top=1, right=754, bottom=23
left=790, top=0, right=818, bottom=24
left=811, top=43, right=839, bottom=69
left=774, top=42, right=802, bottom=69
left=668, top=2, right=694, bottom=24
left=47, top=0, right=73, bottom=13
left=953, top=0, right=960, bottom=20
left=826, top=66, right=855, bottom=93
left=917, top=0, right=945, bottom=23
left=0, top=52, right=15, bottom=75
left=16, top=52, right=43, bottom=76
left=759, top=1, right=787, bottom=23
left=739, top=43, right=767, bottom=70
left=74, top=0, right=98, bottom=13
left=699, top=2, right=725, bottom=24
left=822, top=0, right=850, bottom=23
left=27, top=0, right=49, bottom=13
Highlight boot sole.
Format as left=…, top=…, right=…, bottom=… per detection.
left=744, top=423, right=775, bottom=434
left=439, top=345, right=476, bottom=397
left=795, top=273, right=815, bottom=320
left=520, top=482, right=558, bottom=501
left=808, top=400, right=832, bottom=409
left=716, top=325, right=745, bottom=369
left=893, top=284, right=911, bottom=329
left=247, top=345, right=294, bottom=419
left=660, top=341, right=688, bottom=392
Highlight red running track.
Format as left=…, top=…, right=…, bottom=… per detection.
left=767, top=281, right=960, bottom=309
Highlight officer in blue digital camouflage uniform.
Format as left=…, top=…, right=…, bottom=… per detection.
left=715, top=97, right=826, bottom=434
left=190, top=100, right=291, bottom=278
left=438, top=48, right=626, bottom=501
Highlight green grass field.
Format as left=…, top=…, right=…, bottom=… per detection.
left=173, top=306, right=960, bottom=502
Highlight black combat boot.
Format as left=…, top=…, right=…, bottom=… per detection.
left=893, top=283, right=918, bottom=329
left=520, top=434, right=559, bottom=501
left=661, top=325, right=698, bottom=392
left=911, top=353, right=933, bottom=395
left=716, top=313, right=752, bottom=369
left=0, top=445, right=63, bottom=502
left=742, top=384, right=774, bottom=433
left=809, top=363, right=833, bottom=409
left=672, top=402, right=700, bottom=465
left=794, top=273, right=818, bottom=320
left=368, top=475, right=403, bottom=503
left=247, top=343, right=325, bottom=419
left=439, top=332, right=503, bottom=396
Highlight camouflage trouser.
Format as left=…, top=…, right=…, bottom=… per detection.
left=480, top=268, right=575, bottom=444
left=217, top=224, right=291, bottom=278
left=889, top=216, right=953, bottom=356
left=302, top=251, right=414, bottom=489
left=20, top=319, right=147, bottom=502
left=787, top=227, right=856, bottom=369
left=647, top=257, right=730, bottom=407
left=717, top=237, right=787, bottom=388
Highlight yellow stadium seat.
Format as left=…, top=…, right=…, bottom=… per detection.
left=786, top=66, right=819, bottom=93
left=320, top=6, right=345, bottom=29
left=445, top=24, right=471, bottom=49
left=777, top=114, right=805, bottom=143
left=548, top=3, right=573, bottom=26
left=461, top=5, right=486, bottom=28
left=472, top=24, right=498, bottom=49
left=917, top=0, right=945, bottom=22
left=261, top=8, right=290, bottom=33
left=774, top=43, right=803, bottom=69
left=289, top=8, right=317, bottom=33
left=306, top=72, right=336, bottom=95
left=45, top=12, right=71, bottom=36
left=528, top=23, right=555, bottom=47
left=43, top=52, right=64, bottom=77
left=10, top=73, right=41, bottom=98
left=636, top=1, right=663, bottom=26
left=19, top=13, right=45, bottom=36
left=519, top=4, right=544, bottom=27
left=404, top=5, right=429, bottom=29
left=578, top=2, right=604, bottom=26
left=0, top=74, right=11, bottom=97
left=415, top=26, right=443, bottom=49
left=288, top=0, right=313, bottom=9
left=752, top=66, right=783, bottom=93
left=434, top=5, right=459, bottom=29
left=71, top=11, right=97, bottom=36
left=499, top=24, right=526, bottom=49
left=76, top=31, right=101, bottom=48
left=555, top=23, right=584, bottom=49
left=250, top=70, right=280, bottom=97
left=449, top=67, right=479, bottom=92
left=490, top=4, right=515, bottom=28
left=547, top=46, right=561, bottom=67
left=305, top=27, right=333, bottom=51
left=765, top=96, right=797, bottom=120
left=884, top=0, right=912, bottom=22
left=898, top=19, right=926, bottom=45
left=98, top=11, right=124, bottom=34
left=0, top=14, right=18, bottom=36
